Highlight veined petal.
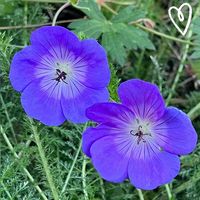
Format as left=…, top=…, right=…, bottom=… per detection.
left=83, top=124, right=128, bottom=157
left=9, top=45, right=52, bottom=92
left=86, top=102, right=135, bottom=127
left=90, top=136, right=131, bottom=182
left=128, top=142, right=180, bottom=190
left=153, top=107, right=198, bottom=155
left=61, top=82, right=109, bottom=123
left=21, top=78, right=65, bottom=126
left=30, top=26, right=80, bottom=57
left=73, top=39, right=110, bottom=89
left=118, top=79, right=165, bottom=121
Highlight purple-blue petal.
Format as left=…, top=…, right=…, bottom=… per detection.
left=82, top=125, right=116, bottom=157
left=76, top=39, right=110, bottom=89
left=21, top=78, right=65, bottom=126
left=61, top=86, right=109, bottom=123
left=86, top=102, right=135, bottom=127
left=9, top=46, right=45, bottom=92
left=118, top=79, right=165, bottom=121
left=30, top=26, right=80, bottom=55
left=128, top=150, right=180, bottom=190
left=90, top=136, right=129, bottom=182
left=153, top=107, right=198, bottom=155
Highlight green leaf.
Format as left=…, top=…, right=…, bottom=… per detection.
left=0, top=0, right=15, bottom=16
left=191, top=17, right=200, bottom=59
left=111, top=6, right=145, bottom=23
left=191, top=49, right=200, bottom=59
left=113, top=23, right=155, bottom=50
left=69, top=3, right=154, bottom=65
left=102, top=32, right=126, bottom=65
left=69, top=19, right=105, bottom=39
left=76, top=0, right=105, bottom=20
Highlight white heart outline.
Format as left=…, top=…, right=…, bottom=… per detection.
left=168, top=3, right=192, bottom=36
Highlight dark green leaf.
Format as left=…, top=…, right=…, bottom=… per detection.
left=69, top=19, right=105, bottom=39
left=76, top=0, right=105, bottom=20
left=102, top=32, right=126, bottom=65
left=111, top=6, right=145, bottom=23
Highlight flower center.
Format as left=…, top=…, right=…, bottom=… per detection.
left=130, top=119, right=152, bottom=145
left=52, top=68, right=68, bottom=85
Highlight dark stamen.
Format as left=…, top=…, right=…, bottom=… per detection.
left=130, top=126, right=151, bottom=145
left=52, top=69, right=68, bottom=85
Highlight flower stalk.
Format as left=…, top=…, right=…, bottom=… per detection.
left=29, top=118, right=59, bottom=200
left=0, top=126, right=48, bottom=200
left=137, top=189, right=144, bottom=200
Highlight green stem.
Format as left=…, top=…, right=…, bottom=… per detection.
left=1, top=182, right=12, bottom=200
left=100, top=178, right=106, bottom=200
left=52, top=2, right=71, bottom=26
left=187, top=102, right=200, bottom=120
left=0, top=126, right=48, bottom=200
left=61, top=139, right=82, bottom=194
left=0, top=94, right=17, bottom=143
left=107, top=0, right=135, bottom=5
left=133, top=24, right=195, bottom=46
left=166, top=4, right=200, bottom=105
left=165, top=184, right=172, bottom=200
left=22, top=0, right=67, bottom=2
left=137, top=189, right=144, bottom=200
left=102, top=3, right=118, bottom=15
left=82, top=155, right=89, bottom=200
left=29, top=119, right=59, bottom=200
left=0, top=134, right=33, bottom=182
left=0, top=19, right=81, bottom=30
left=61, top=122, right=89, bottom=194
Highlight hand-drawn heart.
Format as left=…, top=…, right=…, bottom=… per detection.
left=168, top=3, right=192, bottom=36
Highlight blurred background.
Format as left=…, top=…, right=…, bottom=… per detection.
left=1, top=0, right=200, bottom=199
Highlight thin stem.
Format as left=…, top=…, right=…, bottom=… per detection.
left=82, top=155, right=89, bottom=200
left=137, top=189, right=144, bottom=200
left=133, top=24, right=195, bottom=46
left=106, top=0, right=135, bottom=5
left=99, top=178, right=106, bottom=200
left=61, top=139, right=82, bottom=194
left=61, top=122, right=88, bottom=194
left=0, top=134, right=33, bottom=182
left=166, top=38, right=191, bottom=105
left=23, top=0, right=67, bottom=2
left=166, top=4, right=200, bottom=105
left=0, top=19, right=82, bottom=30
left=102, top=3, right=118, bottom=15
left=165, top=184, right=172, bottom=200
left=0, top=93, right=17, bottom=143
left=1, top=182, right=12, bottom=200
left=30, top=119, right=59, bottom=200
left=52, top=2, right=71, bottom=26
left=187, top=102, right=200, bottom=120
left=0, top=43, right=25, bottom=49
left=0, top=126, right=48, bottom=200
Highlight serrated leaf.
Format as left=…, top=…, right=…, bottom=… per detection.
left=0, top=0, right=15, bottom=16
left=69, top=3, right=154, bottom=65
left=191, top=17, right=200, bottom=60
left=102, top=32, right=126, bottom=65
left=69, top=19, right=105, bottom=39
left=113, top=23, right=155, bottom=50
left=191, top=50, right=200, bottom=59
left=111, top=6, right=145, bottom=23
left=76, top=0, right=105, bottom=20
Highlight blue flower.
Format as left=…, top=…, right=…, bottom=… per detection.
left=82, top=79, right=197, bottom=190
left=10, top=26, right=110, bottom=126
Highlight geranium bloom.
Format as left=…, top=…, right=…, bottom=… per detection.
left=9, top=26, right=110, bottom=126
left=82, top=79, right=197, bottom=190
